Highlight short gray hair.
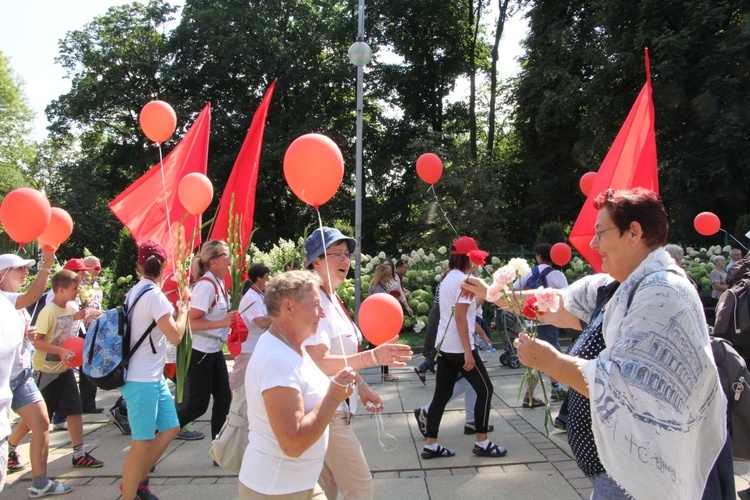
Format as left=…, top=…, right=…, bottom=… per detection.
left=264, top=271, right=322, bottom=316
left=712, top=254, right=726, bottom=264
left=664, top=244, right=684, bottom=261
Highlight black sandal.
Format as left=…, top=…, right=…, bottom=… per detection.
left=472, top=442, right=507, bottom=457
left=421, top=444, right=456, bottom=459
left=522, top=397, right=545, bottom=408
left=414, top=368, right=427, bottom=385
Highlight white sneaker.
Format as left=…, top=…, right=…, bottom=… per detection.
left=53, top=421, right=68, bottom=431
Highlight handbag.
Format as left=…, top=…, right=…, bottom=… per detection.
left=208, top=385, right=248, bottom=473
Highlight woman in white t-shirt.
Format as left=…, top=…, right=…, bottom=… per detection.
left=177, top=240, right=236, bottom=441
left=422, top=236, right=507, bottom=460
left=230, top=263, right=271, bottom=390
left=239, top=271, right=355, bottom=499
left=121, top=240, right=189, bottom=500
left=302, top=227, right=413, bottom=499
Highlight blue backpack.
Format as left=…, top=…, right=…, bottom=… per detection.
left=82, top=286, right=157, bottom=390
left=523, top=266, right=553, bottom=290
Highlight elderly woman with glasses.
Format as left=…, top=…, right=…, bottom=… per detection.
left=463, top=188, right=732, bottom=499
left=239, top=271, right=356, bottom=499
left=302, top=227, right=412, bottom=500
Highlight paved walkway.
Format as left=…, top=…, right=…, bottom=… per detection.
left=4, top=356, right=750, bottom=499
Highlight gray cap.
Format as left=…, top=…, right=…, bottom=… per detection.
left=304, top=227, right=356, bottom=269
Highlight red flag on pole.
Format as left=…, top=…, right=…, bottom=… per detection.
left=569, top=49, right=658, bottom=272
left=209, top=81, right=276, bottom=252
left=109, top=103, right=211, bottom=268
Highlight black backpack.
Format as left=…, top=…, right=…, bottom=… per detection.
left=523, top=266, right=553, bottom=290
left=711, top=337, right=750, bottom=460
left=714, top=267, right=750, bottom=361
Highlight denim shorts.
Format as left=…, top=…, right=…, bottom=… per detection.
left=590, top=472, right=629, bottom=499
left=10, top=368, right=43, bottom=412
left=121, top=379, right=179, bottom=440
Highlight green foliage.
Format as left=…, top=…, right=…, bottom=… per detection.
left=105, top=227, right=138, bottom=307
left=0, top=50, right=34, bottom=196
left=535, top=222, right=568, bottom=246
left=683, top=245, right=731, bottom=292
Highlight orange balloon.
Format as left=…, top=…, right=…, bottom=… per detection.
left=416, top=153, right=443, bottom=184
left=139, top=100, right=177, bottom=143
left=358, top=294, right=404, bottom=345
left=550, top=242, right=572, bottom=266
left=694, top=212, right=721, bottom=236
left=0, top=188, right=51, bottom=245
left=38, top=207, right=73, bottom=248
left=283, top=134, right=344, bottom=208
left=62, top=337, right=85, bottom=367
left=579, top=172, right=596, bottom=196
left=178, top=173, right=213, bottom=216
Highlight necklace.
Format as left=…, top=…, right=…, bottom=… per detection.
left=271, top=328, right=299, bottom=354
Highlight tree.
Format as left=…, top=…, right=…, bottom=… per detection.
left=0, top=51, right=35, bottom=196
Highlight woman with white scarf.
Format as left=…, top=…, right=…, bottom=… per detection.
left=464, top=188, right=732, bottom=499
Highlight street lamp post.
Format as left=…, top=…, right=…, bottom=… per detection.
left=348, top=0, right=372, bottom=317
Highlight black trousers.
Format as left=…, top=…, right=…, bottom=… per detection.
left=78, top=367, right=98, bottom=411
left=425, top=349, right=493, bottom=439
left=176, top=349, right=231, bottom=439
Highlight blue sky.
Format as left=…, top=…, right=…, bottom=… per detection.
left=0, top=1, right=525, bottom=140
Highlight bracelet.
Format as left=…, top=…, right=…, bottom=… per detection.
left=369, top=349, right=378, bottom=366
left=38, top=268, right=51, bottom=274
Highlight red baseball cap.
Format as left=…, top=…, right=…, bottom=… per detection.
left=138, top=240, right=168, bottom=265
left=451, top=236, right=479, bottom=255
left=63, top=258, right=95, bottom=272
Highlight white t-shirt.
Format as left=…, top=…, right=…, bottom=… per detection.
left=513, top=263, right=569, bottom=290
left=0, top=291, right=31, bottom=378
left=303, top=289, right=361, bottom=413
left=238, top=286, right=267, bottom=354
left=436, top=269, right=476, bottom=353
left=0, top=294, right=23, bottom=440
left=240, top=333, right=330, bottom=495
left=125, top=279, right=174, bottom=383
left=190, top=271, right=230, bottom=353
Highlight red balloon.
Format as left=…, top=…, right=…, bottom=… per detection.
left=164, top=363, right=176, bottom=379
left=416, top=153, right=443, bottom=184
left=139, top=100, right=177, bottom=143
left=0, top=188, right=51, bottom=245
left=283, top=134, right=344, bottom=209
left=38, top=207, right=73, bottom=248
left=694, top=212, right=721, bottom=236
left=358, top=294, right=404, bottom=345
left=61, top=336, right=85, bottom=368
left=579, top=172, right=596, bottom=196
left=550, top=242, right=573, bottom=267
left=178, top=173, right=213, bottom=216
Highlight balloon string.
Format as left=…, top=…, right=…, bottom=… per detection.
left=720, top=228, right=749, bottom=251
left=315, top=209, right=349, bottom=368
left=374, top=412, right=398, bottom=451
left=428, top=185, right=459, bottom=237
left=157, top=142, right=175, bottom=269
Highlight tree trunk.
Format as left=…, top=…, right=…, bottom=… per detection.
left=487, top=0, right=511, bottom=156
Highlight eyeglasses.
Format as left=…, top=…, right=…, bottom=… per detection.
left=594, top=226, right=619, bottom=239
left=327, top=251, right=353, bottom=261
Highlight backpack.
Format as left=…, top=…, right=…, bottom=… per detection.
left=523, top=266, right=553, bottom=290
left=714, top=272, right=750, bottom=360
left=82, top=286, right=157, bottom=390
left=710, top=337, right=750, bottom=460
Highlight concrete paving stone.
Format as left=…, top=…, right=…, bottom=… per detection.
left=554, top=460, right=581, bottom=471
left=60, top=476, right=91, bottom=486
left=425, top=469, right=453, bottom=477
left=218, top=477, right=239, bottom=484
left=545, top=453, right=573, bottom=462
left=528, top=462, right=556, bottom=471
left=535, top=441, right=561, bottom=450
left=372, top=471, right=398, bottom=479
left=578, top=487, right=593, bottom=498
left=191, top=477, right=218, bottom=484
left=137, top=482, right=239, bottom=499
left=502, top=464, right=530, bottom=473
left=475, top=465, right=504, bottom=474
left=561, top=469, right=588, bottom=480
left=450, top=468, right=478, bottom=476
left=427, top=469, right=580, bottom=500
left=164, top=477, right=189, bottom=485
left=150, top=477, right=168, bottom=485
left=86, top=476, right=118, bottom=486
left=400, top=470, right=425, bottom=478
left=373, top=476, right=428, bottom=500
left=568, top=477, right=595, bottom=489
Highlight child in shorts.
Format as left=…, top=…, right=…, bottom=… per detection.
left=32, top=270, right=103, bottom=469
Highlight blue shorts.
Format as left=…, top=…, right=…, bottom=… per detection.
left=10, top=368, right=43, bottom=412
left=121, top=379, right=179, bottom=441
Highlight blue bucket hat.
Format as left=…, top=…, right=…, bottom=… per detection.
left=304, top=227, right=356, bottom=269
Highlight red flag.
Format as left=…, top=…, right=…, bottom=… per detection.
left=209, top=81, right=276, bottom=252
left=569, top=49, right=658, bottom=272
left=109, top=104, right=211, bottom=269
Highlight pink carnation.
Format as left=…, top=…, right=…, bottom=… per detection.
left=492, top=266, right=516, bottom=290
left=486, top=283, right=503, bottom=303
left=534, top=288, right=560, bottom=313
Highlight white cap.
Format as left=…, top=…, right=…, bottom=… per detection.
left=0, top=254, right=36, bottom=272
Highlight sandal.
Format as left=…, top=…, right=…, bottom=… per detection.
left=522, top=397, right=545, bottom=408
left=414, top=368, right=427, bottom=385
left=421, top=444, right=456, bottom=459
left=28, top=479, right=73, bottom=497
left=382, top=374, right=399, bottom=382
left=472, top=442, right=507, bottom=457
